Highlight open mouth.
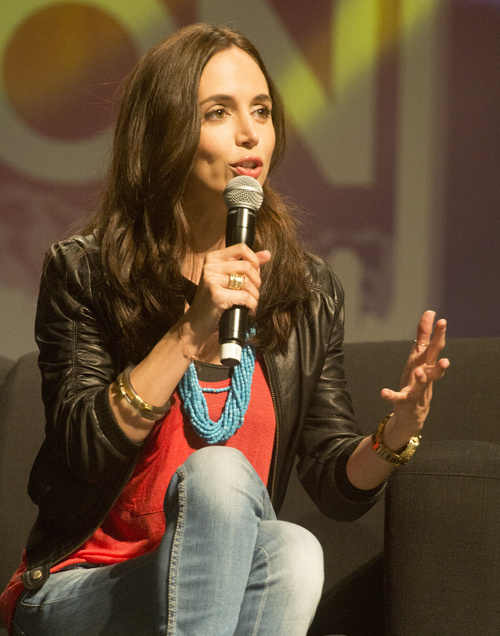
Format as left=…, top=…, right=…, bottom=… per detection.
left=231, top=157, right=263, bottom=177
left=238, top=160, right=260, bottom=169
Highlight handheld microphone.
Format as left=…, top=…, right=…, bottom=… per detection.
left=219, top=176, right=264, bottom=366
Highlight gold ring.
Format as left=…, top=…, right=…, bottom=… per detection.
left=414, top=339, right=430, bottom=347
left=228, top=273, right=246, bottom=290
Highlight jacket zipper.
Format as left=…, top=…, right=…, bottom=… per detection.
left=263, top=351, right=280, bottom=503
left=48, top=450, right=142, bottom=570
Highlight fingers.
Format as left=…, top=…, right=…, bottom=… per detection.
left=381, top=354, right=450, bottom=407
left=414, top=310, right=436, bottom=346
left=413, top=310, right=447, bottom=364
left=256, top=249, right=272, bottom=266
left=218, top=243, right=266, bottom=269
left=381, top=366, right=428, bottom=403
left=199, top=244, right=270, bottom=317
left=381, top=312, right=450, bottom=437
left=426, top=318, right=447, bottom=364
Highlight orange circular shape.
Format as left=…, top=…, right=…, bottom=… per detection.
left=3, top=2, right=139, bottom=141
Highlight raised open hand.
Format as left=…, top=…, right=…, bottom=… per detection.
left=380, top=310, right=450, bottom=446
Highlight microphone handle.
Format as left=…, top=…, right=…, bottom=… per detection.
left=225, top=207, right=256, bottom=247
left=219, top=207, right=256, bottom=366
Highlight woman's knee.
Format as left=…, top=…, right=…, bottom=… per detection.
left=172, top=447, right=267, bottom=516
left=181, top=447, right=254, bottom=489
left=261, top=521, right=324, bottom=604
left=183, top=446, right=247, bottom=474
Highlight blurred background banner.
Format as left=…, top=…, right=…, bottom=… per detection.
left=1, top=0, right=499, bottom=359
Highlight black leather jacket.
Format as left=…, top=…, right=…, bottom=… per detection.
left=23, top=235, right=383, bottom=589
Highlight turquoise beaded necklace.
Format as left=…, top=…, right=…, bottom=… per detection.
left=178, top=330, right=256, bottom=444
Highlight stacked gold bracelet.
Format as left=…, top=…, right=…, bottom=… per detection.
left=115, top=366, right=170, bottom=421
left=371, top=413, right=421, bottom=466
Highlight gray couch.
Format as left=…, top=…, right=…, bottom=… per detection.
left=1, top=337, right=499, bottom=635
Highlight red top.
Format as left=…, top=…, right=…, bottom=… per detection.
left=0, top=357, right=275, bottom=633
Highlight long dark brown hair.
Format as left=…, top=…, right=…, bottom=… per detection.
left=84, top=23, right=309, bottom=362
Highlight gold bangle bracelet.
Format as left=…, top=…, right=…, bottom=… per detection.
left=115, top=366, right=170, bottom=421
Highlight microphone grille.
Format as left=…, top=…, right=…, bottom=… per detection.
left=223, top=176, right=264, bottom=212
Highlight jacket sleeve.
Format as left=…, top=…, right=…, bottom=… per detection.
left=296, top=260, right=385, bottom=521
left=33, top=237, right=141, bottom=489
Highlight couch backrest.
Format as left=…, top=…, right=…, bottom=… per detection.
left=343, top=336, right=500, bottom=443
left=0, top=352, right=45, bottom=595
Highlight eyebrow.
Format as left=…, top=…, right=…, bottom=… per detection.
left=199, top=93, right=272, bottom=107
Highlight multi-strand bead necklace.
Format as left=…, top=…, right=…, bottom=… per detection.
left=179, top=330, right=255, bottom=444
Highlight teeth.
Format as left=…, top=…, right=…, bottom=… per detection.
left=241, top=162, right=255, bottom=168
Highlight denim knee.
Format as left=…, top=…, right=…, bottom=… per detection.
left=163, top=446, right=278, bottom=541
left=265, top=521, right=324, bottom=609
left=181, top=446, right=252, bottom=483
left=178, top=446, right=263, bottom=499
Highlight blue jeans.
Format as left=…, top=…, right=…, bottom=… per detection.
left=13, top=447, right=324, bottom=635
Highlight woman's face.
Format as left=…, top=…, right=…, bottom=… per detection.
left=185, top=46, right=276, bottom=207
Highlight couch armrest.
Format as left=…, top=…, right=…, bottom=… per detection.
left=385, top=440, right=500, bottom=636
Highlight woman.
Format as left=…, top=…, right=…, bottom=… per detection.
left=1, top=23, right=448, bottom=636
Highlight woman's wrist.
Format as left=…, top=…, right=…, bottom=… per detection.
left=116, top=366, right=171, bottom=420
left=176, top=319, right=205, bottom=362
left=379, top=413, right=421, bottom=453
left=371, top=413, right=421, bottom=466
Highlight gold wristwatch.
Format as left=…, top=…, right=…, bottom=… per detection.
left=371, top=413, right=420, bottom=465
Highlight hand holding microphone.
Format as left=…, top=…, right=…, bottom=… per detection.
left=219, top=176, right=264, bottom=366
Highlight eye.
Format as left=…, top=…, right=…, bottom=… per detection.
left=253, top=106, right=272, bottom=121
left=205, top=107, right=228, bottom=121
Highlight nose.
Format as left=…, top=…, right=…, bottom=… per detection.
left=235, top=113, right=258, bottom=148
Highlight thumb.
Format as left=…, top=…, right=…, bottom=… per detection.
left=256, top=250, right=271, bottom=265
